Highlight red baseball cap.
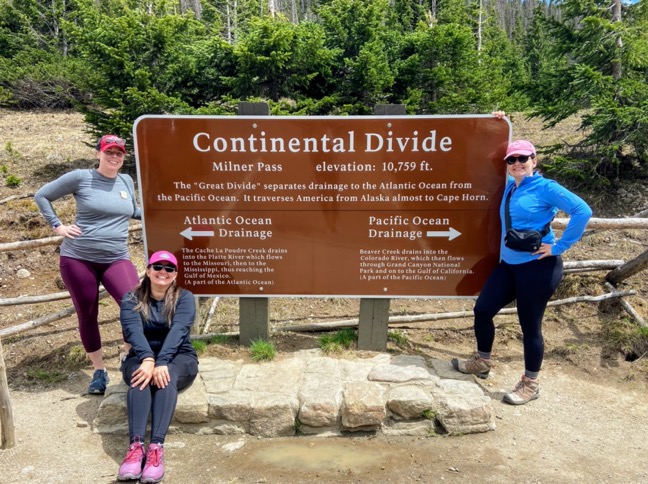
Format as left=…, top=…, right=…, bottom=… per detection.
left=97, top=134, right=127, bottom=153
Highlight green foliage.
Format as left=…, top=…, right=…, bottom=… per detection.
left=319, top=328, right=357, bottom=353
left=5, top=174, right=21, bottom=187
left=1, top=0, right=645, bottom=183
left=250, top=338, right=276, bottom=362
left=422, top=408, right=436, bottom=420
left=26, top=368, right=67, bottom=384
left=209, top=334, right=237, bottom=345
left=294, top=417, right=303, bottom=435
left=192, top=340, right=208, bottom=354
left=64, top=0, right=208, bottom=140
left=388, top=330, right=409, bottom=346
left=602, top=318, right=648, bottom=359
left=527, top=0, right=648, bottom=180
left=67, top=345, right=87, bottom=366
left=4, top=141, right=19, bottom=159
left=223, top=16, right=335, bottom=101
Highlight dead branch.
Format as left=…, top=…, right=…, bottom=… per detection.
left=605, top=248, right=648, bottom=285
left=553, top=217, right=648, bottom=230
left=202, top=297, right=220, bottom=335
left=0, top=272, right=145, bottom=307
left=0, top=192, right=35, bottom=205
left=604, top=282, right=647, bottom=327
left=0, top=224, right=142, bottom=253
left=1, top=291, right=73, bottom=307
left=563, top=260, right=624, bottom=273
left=262, top=290, right=636, bottom=333
left=0, top=304, right=79, bottom=338
left=0, top=277, right=154, bottom=338
left=0, top=337, right=16, bottom=449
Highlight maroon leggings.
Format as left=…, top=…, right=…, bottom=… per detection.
left=60, top=256, right=139, bottom=353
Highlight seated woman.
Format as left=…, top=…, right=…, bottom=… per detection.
left=117, top=250, right=198, bottom=483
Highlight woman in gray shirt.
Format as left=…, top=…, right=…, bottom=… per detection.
left=35, top=135, right=141, bottom=395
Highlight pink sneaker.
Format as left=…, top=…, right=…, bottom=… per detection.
left=117, top=440, right=145, bottom=481
left=141, top=443, right=165, bottom=483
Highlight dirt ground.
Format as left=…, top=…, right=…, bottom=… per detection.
left=1, top=109, right=648, bottom=483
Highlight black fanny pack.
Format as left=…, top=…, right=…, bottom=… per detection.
left=504, top=187, right=551, bottom=252
left=504, top=228, right=548, bottom=252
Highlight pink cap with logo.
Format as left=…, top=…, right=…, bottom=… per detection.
left=148, top=250, right=178, bottom=267
left=504, top=140, right=536, bottom=159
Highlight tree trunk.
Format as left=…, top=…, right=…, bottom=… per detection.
left=611, top=0, right=622, bottom=80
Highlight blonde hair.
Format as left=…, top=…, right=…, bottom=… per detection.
left=129, top=275, right=182, bottom=326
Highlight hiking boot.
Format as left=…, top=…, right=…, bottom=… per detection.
left=141, top=443, right=164, bottom=483
left=451, top=352, right=492, bottom=379
left=117, top=439, right=145, bottom=481
left=88, top=369, right=109, bottom=394
left=503, top=375, right=540, bottom=405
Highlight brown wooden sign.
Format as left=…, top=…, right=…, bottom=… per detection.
left=133, top=115, right=511, bottom=297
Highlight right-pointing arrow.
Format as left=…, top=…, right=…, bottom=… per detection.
left=426, top=227, right=462, bottom=241
left=180, top=227, right=215, bottom=241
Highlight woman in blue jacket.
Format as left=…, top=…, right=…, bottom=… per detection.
left=117, top=250, right=198, bottom=483
left=452, top=133, right=592, bottom=405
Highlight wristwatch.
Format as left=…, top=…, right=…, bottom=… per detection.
left=52, top=222, right=61, bottom=230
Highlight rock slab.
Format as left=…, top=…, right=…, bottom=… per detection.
left=93, top=351, right=496, bottom=437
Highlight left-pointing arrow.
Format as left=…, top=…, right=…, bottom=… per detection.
left=426, top=227, right=462, bottom=241
left=180, top=227, right=215, bottom=241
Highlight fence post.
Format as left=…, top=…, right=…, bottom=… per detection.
left=0, top=337, right=16, bottom=449
left=357, top=104, right=406, bottom=351
left=237, top=102, right=271, bottom=346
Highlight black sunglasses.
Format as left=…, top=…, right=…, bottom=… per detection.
left=506, top=154, right=535, bottom=165
left=150, top=263, right=177, bottom=273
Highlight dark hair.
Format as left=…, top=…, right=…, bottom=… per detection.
left=128, top=276, right=183, bottom=327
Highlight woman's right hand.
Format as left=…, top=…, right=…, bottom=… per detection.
left=131, top=359, right=155, bottom=390
left=492, top=111, right=507, bottom=119
left=54, top=224, right=82, bottom=239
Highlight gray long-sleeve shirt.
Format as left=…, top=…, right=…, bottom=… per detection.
left=34, top=169, right=141, bottom=263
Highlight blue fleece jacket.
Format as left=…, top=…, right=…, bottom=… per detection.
left=501, top=173, right=592, bottom=265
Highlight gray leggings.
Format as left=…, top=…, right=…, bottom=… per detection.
left=122, top=353, right=198, bottom=444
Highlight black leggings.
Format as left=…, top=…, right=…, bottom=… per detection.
left=122, top=353, right=198, bottom=444
left=473, top=256, right=563, bottom=373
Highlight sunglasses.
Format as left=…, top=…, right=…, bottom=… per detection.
left=150, top=264, right=177, bottom=273
left=97, top=135, right=126, bottom=149
left=505, top=154, right=535, bottom=165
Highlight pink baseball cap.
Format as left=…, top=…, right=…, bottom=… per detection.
left=96, top=134, right=127, bottom=153
left=504, top=140, right=536, bottom=159
left=148, top=250, right=178, bottom=267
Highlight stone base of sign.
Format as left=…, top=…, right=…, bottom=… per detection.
left=93, top=351, right=495, bottom=438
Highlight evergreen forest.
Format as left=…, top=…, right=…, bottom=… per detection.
left=1, top=0, right=647, bottom=183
